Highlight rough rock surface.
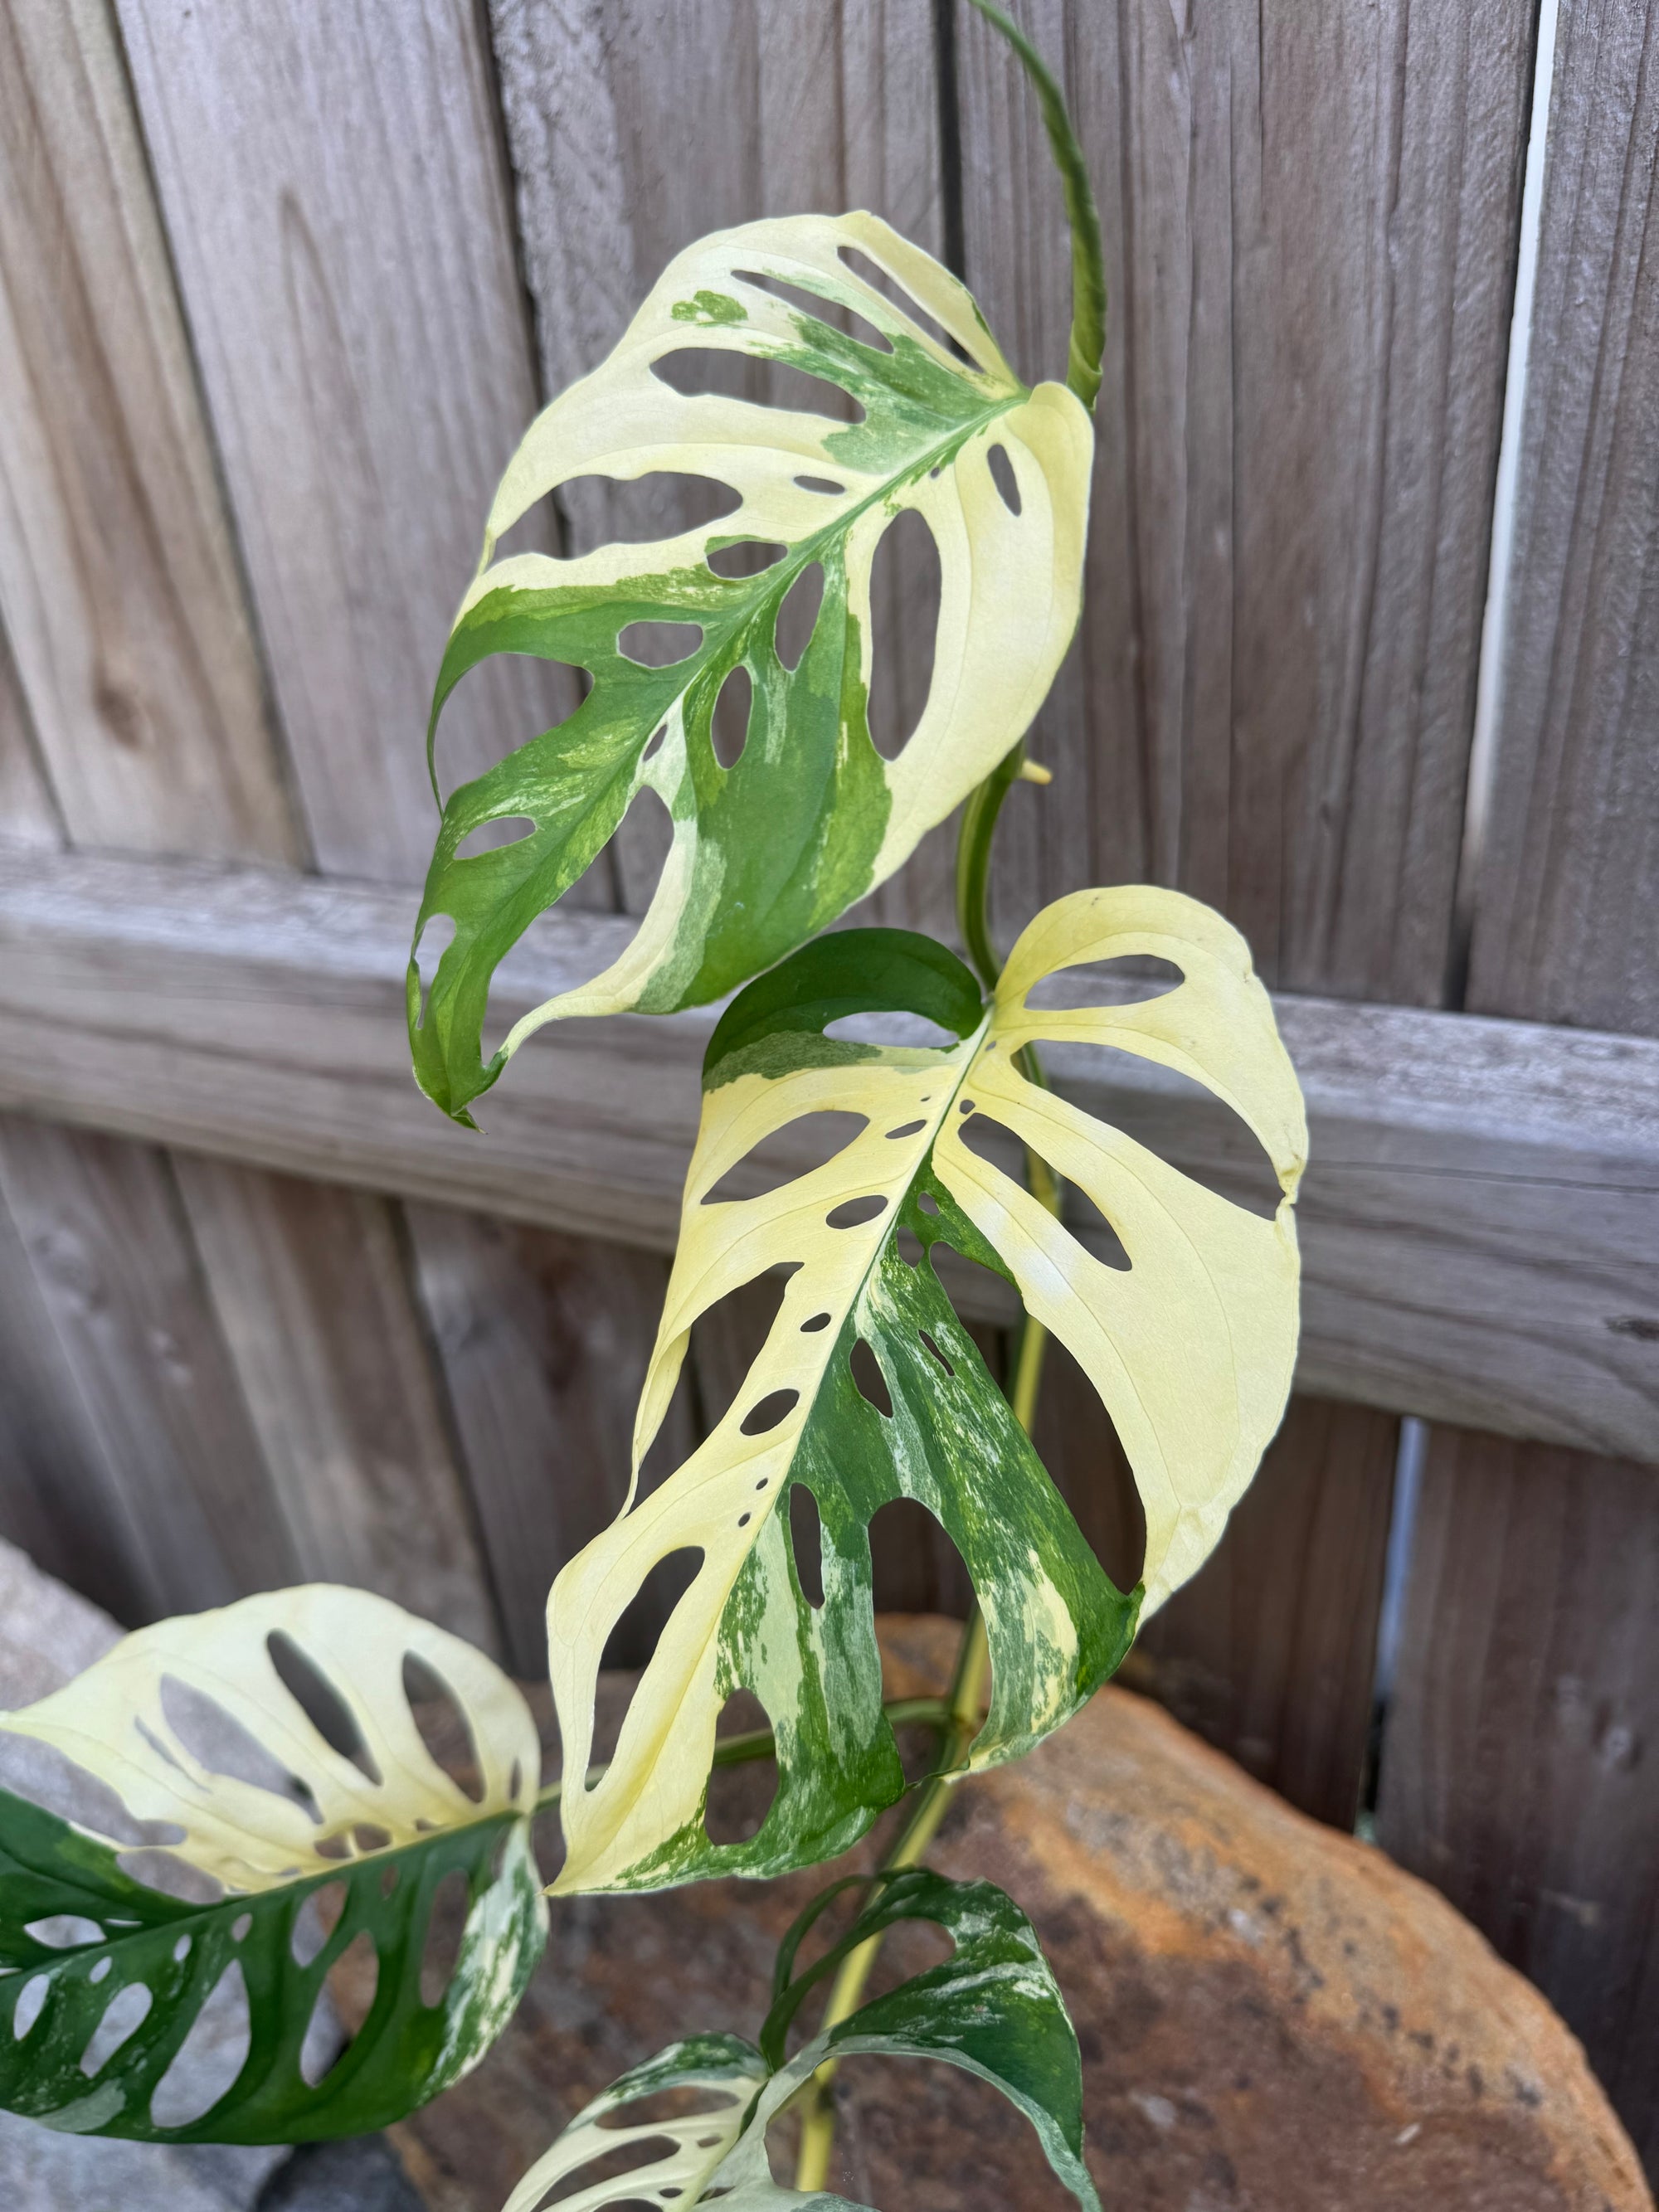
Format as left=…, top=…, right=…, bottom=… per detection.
left=377, top=1616, right=1649, bottom=2212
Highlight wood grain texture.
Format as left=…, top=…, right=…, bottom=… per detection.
left=172, top=1156, right=503, bottom=1654
left=406, top=1205, right=690, bottom=1677
left=112, top=0, right=585, bottom=887
left=6, top=849, right=1656, bottom=1461
left=487, top=0, right=956, bottom=919
left=0, top=1114, right=302, bottom=1617
left=0, top=615, right=60, bottom=851
left=0, top=0, right=296, bottom=864
left=1467, top=0, right=1659, bottom=1037
left=956, top=0, right=1536, bottom=1001
left=1377, top=1428, right=1659, bottom=2166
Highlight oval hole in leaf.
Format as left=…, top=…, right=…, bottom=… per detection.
left=1024, top=955, right=1185, bottom=1010
left=739, top=1388, right=799, bottom=1437
left=917, top=1328, right=954, bottom=1378
left=158, top=1679, right=318, bottom=1813
left=525, top=471, right=740, bottom=554
left=886, top=1118, right=926, bottom=1140
left=986, top=442, right=1022, bottom=516
left=794, top=474, right=844, bottom=497
left=543, top=2139, right=688, bottom=2205
left=401, top=1655, right=484, bottom=1804
left=710, top=664, right=752, bottom=768
left=837, top=245, right=962, bottom=356
left=958, top=1114, right=1132, bottom=1270
left=596, top=1548, right=705, bottom=1685
left=708, top=537, right=788, bottom=580
left=823, top=1009, right=956, bottom=1048
left=686, top=1271, right=794, bottom=1429
left=701, top=1110, right=867, bottom=1204
left=788, top=1483, right=825, bottom=1609
left=420, top=1868, right=472, bottom=2006
left=917, top=1191, right=939, bottom=1216
left=654, top=350, right=864, bottom=423
left=149, top=1960, right=251, bottom=2128
left=800, top=1310, right=832, bottom=1334
left=11, top=1975, right=47, bottom=2041
left=24, top=1914, right=103, bottom=1948
left=79, top=1981, right=152, bottom=2076
left=453, top=814, right=537, bottom=861
left=705, top=1689, right=776, bottom=1845
left=895, top=1227, right=924, bottom=1268
left=735, top=267, right=895, bottom=353
left=868, top=1499, right=974, bottom=1624
left=595, top=2084, right=743, bottom=2132
left=267, top=1631, right=381, bottom=1786
left=304, top=1932, right=375, bottom=2084
left=290, top=1879, right=347, bottom=1969
left=410, top=913, right=456, bottom=1033
left=774, top=562, right=825, bottom=672
left=849, top=1338, right=894, bottom=1418
left=867, top=506, right=940, bottom=761
left=825, top=1194, right=888, bottom=1230
left=619, top=620, right=704, bottom=668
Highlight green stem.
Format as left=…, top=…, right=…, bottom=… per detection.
left=965, top=0, right=1107, bottom=414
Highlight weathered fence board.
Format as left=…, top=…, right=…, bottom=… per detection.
left=406, top=1206, right=690, bottom=1677
left=1377, top=1429, right=1659, bottom=2168
left=111, top=0, right=583, bottom=887
left=0, top=622, right=59, bottom=852
left=956, top=0, right=1536, bottom=1001
left=0, top=0, right=296, bottom=865
left=0, top=1116, right=303, bottom=1614
left=173, top=1157, right=503, bottom=1654
left=1379, top=7, right=1659, bottom=2164
left=9, top=850, right=1655, bottom=1462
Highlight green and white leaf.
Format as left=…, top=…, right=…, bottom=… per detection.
left=549, top=887, right=1305, bottom=1896
left=503, top=1869, right=1099, bottom=2211
left=410, top=210, right=1092, bottom=1123
left=0, top=1587, right=543, bottom=2142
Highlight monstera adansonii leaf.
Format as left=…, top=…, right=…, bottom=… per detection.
left=0, top=1587, right=543, bottom=2141
left=410, top=210, right=1092, bottom=1122
left=501, top=1868, right=1099, bottom=2211
left=548, top=886, right=1306, bottom=1895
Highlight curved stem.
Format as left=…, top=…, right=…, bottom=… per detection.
left=965, top=0, right=1107, bottom=413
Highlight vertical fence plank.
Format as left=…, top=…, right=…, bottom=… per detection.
left=173, top=1159, right=504, bottom=1654
left=486, top=0, right=950, bottom=919
left=0, top=621, right=61, bottom=851
left=1037, top=1360, right=1399, bottom=1830
left=0, top=1116, right=302, bottom=1616
left=1384, top=12, right=1659, bottom=2166
left=407, top=1208, right=693, bottom=1677
left=1467, top=0, right=1659, bottom=1040
left=113, top=0, right=582, bottom=884
left=0, top=0, right=297, bottom=864
left=1377, top=1432, right=1659, bottom=2166
left=956, top=0, right=1536, bottom=999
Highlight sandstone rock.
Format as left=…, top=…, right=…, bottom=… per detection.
left=377, top=1615, right=1649, bottom=2212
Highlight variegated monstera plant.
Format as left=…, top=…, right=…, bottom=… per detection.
left=0, top=9, right=1304, bottom=2205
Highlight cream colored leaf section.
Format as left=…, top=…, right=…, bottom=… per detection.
left=0, top=1586, right=538, bottom=1891
left=934, top=887, right=1307, bottom=1612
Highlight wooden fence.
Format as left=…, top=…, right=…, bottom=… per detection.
left=0, top=0, right=1655, bottom=2171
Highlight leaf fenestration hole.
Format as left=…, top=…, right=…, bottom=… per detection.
left=794, top=474, right=844, bottom=496
left=267, top=1631, right=381, bottom=1786
left=918, top=1329, right=955, bottom=1378
left=1023, top=955, right=1185, bottom=1009
left=700, top=1110, right=866, bottom=1204
left=23, top=1915, right=103, bottom=1948
left=149, top=1961, right=251, bottom=2128
left=619, top=620, right=704, bottom=668
left=596, top=2085, right=741, bottom=2130
left=789, top=1484, right=825, bottom=1609
left=596, top=1548, right=706, bottom=1687
left=735, top=267, right=895, bottom=353
left=739, top=1388, right=799, bottom=1437
left=1030, top=1329, right=1145, bottom=1595
left=653, top=349, right=863, bottom=423
left=824, top=1009, right=956, bottom=1048
left=704, top=1690, right=776, bottom=1845
left=885, top=1119, right=926, bottom=1140
left=79, top=1981, right=153, bottom=2076
left=986, top=443, right=1022, bottom=516
left=12, top=1975, right=47, bottom=2040
left=539, top=2139, right=687, bottom=2205
left=290, top=1880, right=347, bottom=1969
left=158, top=1678, right=319, bottom=1815
left=303, top=1932, right=375, bottom=2085
left=800, top=1311, right=832, bottom=1333
left=957, top=1114, right=1132, bottom=1271
left=707, top=538, right=788, bottom=579
left=837, top=246, right=962, bottom=355
left=825, top=1194, right=888, bottom=1230
left=849, top=1338, right=894, bottom=1419
left=710, top=664, right=752, bottom=768
left=867, top=506, right=940, bottom=761
left=420, top=1869, right=472, bottom=2007
left=641, top=721, right=669, bottom=761
left=774, top=562, right=825, bottom=673
left=895, top=1227, right=923, bottom=1268
left=453, top=814, right=537, bottom=861
left=538, top=470, right=740, bottom=553
left=402, top=1655, right=484, bottom=1804
left=917, top=1191, right=939, bottom=1216
left=868, top=1498, right=974, bottom=1622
